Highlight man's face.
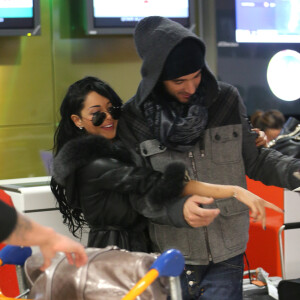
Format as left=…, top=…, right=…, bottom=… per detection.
left=163, top=70, right=202, bottom=103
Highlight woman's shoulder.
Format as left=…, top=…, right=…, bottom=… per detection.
left=52, top=135, right=132, bottom=185
left=79, top=156, right=126, bottom=180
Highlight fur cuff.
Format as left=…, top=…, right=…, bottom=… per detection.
left=148, top=161, right=186, bottom=208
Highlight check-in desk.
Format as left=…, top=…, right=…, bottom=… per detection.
left=246, top=178, right=300, bottom=279
left=283, top=189, right=300, bottom=279
left=0, top=176, right=88, bottom=251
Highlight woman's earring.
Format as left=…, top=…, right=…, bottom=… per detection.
left=79, top=127, right=83, bottom=130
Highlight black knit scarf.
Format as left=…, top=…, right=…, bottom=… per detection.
left=143, top=83, right=208, bottom=152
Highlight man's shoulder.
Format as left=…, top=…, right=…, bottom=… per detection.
left=206, top=81, right=242, bottom=126
left=209, top=81, right=240, bottom=107
left=218, top=81, right=238, bottom=93
left=123, top=96, right=142, bottom=116
left=123, top=95, right=138, bottom=108
left=119, top=97, right=154, bottom=142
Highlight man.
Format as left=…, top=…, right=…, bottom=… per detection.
left=118, top=16, right=300, bottom=299
left=0, top=200, right=87, bottom=270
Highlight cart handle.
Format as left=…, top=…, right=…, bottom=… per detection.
left=122, top=249, right=184, bottom=300
left=278, top=222, right=300, bottom=280
left=0, top=245, right=32, bottom=267
left=282, top=222, right=300, bottom=230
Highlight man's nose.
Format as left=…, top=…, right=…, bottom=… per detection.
left=184, top=81, right=197, bottom=95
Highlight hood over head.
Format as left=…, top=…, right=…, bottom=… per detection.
left=160, top=38, right=205, bottom=81
left=134, top=16, right=217, bottom=106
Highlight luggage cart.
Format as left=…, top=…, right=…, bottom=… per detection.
left=123, top=249, right=184, bottom=300
left=0, top=245, right=32, bottom=299
left=277, top=222, right=300, bottom=299
left=0, top=247, right=184, bottom=300
left=243, top=221, right=300, bottom=299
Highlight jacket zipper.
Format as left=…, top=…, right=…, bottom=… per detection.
left=199, top=135, right=205, bottom=158
left=188, top=151, right=198, bottom=179
left=188, top=150, right=212, bottom=262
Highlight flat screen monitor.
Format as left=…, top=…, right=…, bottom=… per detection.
left=0, top=0, right=40, bottom=36
left=235, top=0, right=300, bottom=43
left=85, top=0, right=195, bottom=35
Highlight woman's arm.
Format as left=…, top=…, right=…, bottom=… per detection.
left=183, top=180, right=283, bottom=229
left=77, top=158, right=281, bottom=229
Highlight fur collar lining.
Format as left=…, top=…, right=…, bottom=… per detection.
left=52, top=135, right=132, bottom=186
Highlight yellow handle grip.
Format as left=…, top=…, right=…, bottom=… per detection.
left=122, top=269, right=159, bottom=300
left=0, top=289, right=31, bottom=300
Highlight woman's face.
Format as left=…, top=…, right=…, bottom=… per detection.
left=72, top=91, right=118, bottom=140
left=265, top=128, right=281, bottom=142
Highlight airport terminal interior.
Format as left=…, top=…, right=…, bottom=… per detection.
left=0, top=0, right=300, bottom=299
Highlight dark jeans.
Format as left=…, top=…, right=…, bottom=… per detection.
left=179, top=254, right=244, bottom=300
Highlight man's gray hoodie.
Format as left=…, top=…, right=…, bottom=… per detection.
left=118, top=16, right=300, bottom=265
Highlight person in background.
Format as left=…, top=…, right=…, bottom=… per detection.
left=117, top=16, right=300, bottom=300
left=251, top=109, right=285, bottom=143
left=50, top=76, right=281, bottom=256
left=0, top=200, right=87, bottom=271
left=251, top=109, right=300, bottom=158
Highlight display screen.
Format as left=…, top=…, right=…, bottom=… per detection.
left=0, top=0, right=40, bottom=36
left=86, top=0, right=194, bottom=35
left=235, top=0, right=300, bottom=43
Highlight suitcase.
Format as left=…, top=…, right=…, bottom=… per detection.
left=242, top=269, right=275, bottom=300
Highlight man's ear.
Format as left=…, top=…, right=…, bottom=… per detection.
left=71, top=114, right=82, bottom=129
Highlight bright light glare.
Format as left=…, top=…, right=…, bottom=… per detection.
left=267, top=50, right=300, bottom=101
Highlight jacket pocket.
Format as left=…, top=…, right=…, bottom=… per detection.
left=149, top=223, right=191, bottom=257
left=215, top=197, right=249, bottom=250
left=210, top=125, right=242, bottom=164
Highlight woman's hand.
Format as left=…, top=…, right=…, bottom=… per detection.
left=234, top=186, right=283, bottom=229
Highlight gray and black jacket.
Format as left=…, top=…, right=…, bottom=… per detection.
left=118, top=16, right=300, bottom=265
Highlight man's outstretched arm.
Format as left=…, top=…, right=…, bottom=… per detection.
left=1, top=201, right=87, bottom=270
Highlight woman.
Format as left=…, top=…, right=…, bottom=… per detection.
left=51, top=77, right=281, bottom=252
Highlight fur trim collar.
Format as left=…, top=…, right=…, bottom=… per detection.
left=52, top=135, right=132, bottom=186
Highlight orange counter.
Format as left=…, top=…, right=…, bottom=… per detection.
left=245, top=177, right=284, bottom=277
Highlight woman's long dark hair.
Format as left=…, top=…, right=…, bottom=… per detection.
left=50, top=177, right=86, bottom=238
left=51, top=76, right=122, bottom=238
